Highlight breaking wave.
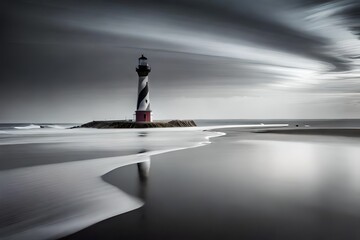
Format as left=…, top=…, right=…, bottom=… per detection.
left=40, top=125, right=67, bottom=129
left=14, top=124, right=67, bottom=130
left=14, top=124, right=41, bottom=130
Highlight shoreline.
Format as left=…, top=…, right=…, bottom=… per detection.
left=254, top=128, right=360, bottom=138
left=0, top=127, right=225, bottom=240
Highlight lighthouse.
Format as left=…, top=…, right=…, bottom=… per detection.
left=135, top=54, right=152, bottom=122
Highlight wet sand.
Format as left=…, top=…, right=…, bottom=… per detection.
left=62, top=127, right=360, bottom=240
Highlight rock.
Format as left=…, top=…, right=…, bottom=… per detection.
left=168, top=120, right=196, bottom=127
left=76, top=120, right=197, bottom=129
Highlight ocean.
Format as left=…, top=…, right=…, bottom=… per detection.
left=2, top=118, right=360, bottom=131
left=1, top=119, right=360, bottom=240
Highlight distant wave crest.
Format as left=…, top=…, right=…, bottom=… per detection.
left=14, top=124, right=67, bottom=130
left=41, top=125, right=67, bottom=129
left=14, top=124, right=41, bottom=130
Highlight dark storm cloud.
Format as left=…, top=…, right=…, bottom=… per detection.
left=346, top=5, right=360, bottom=39
left=121, top=0, right=350, bottom=71
left=1, top=0, right=352, bottom=70
left=333, top=3, right=360, bottom=40
left=350, top=26, right=360, bottom=38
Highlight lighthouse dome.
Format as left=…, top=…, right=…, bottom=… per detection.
left=139, top=54, right=148, bottom=66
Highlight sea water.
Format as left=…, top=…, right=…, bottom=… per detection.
left=0, top=124, right=225, bottom=240
left=64, top=119, right=360, bottom=240
left=1, top=120, right=359, bottom=240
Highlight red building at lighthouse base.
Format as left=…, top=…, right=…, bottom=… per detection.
left=136, top=110, right=152, bottom=122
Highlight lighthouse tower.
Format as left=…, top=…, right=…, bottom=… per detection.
left=135, top=55, right=152, bottom=122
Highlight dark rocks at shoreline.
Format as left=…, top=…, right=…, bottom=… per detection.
left=72, top=120, right=197, bottom=129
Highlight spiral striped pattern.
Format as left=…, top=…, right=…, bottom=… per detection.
left=137, top=76, right=150, bottom=111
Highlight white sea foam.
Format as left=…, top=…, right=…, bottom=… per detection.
left=204, top=123, right=289, bottom=130
left=40, top=124, right=68, bottom=129
left=14, top=124, right=41, bottom=130
left=13, top=124, right=69, bottom=130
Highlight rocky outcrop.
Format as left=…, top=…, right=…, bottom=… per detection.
left=73, top=120, right=197, bottom=129
left=167, top=120, right=196, bottom=127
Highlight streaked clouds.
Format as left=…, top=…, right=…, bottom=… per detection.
left=1, top=0, right=360, bottom=121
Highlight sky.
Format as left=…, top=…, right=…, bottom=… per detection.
left=1, top=0, right=360, bottom=122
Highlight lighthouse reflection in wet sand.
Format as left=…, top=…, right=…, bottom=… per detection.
left=135, top=55, right=152, bottom=122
